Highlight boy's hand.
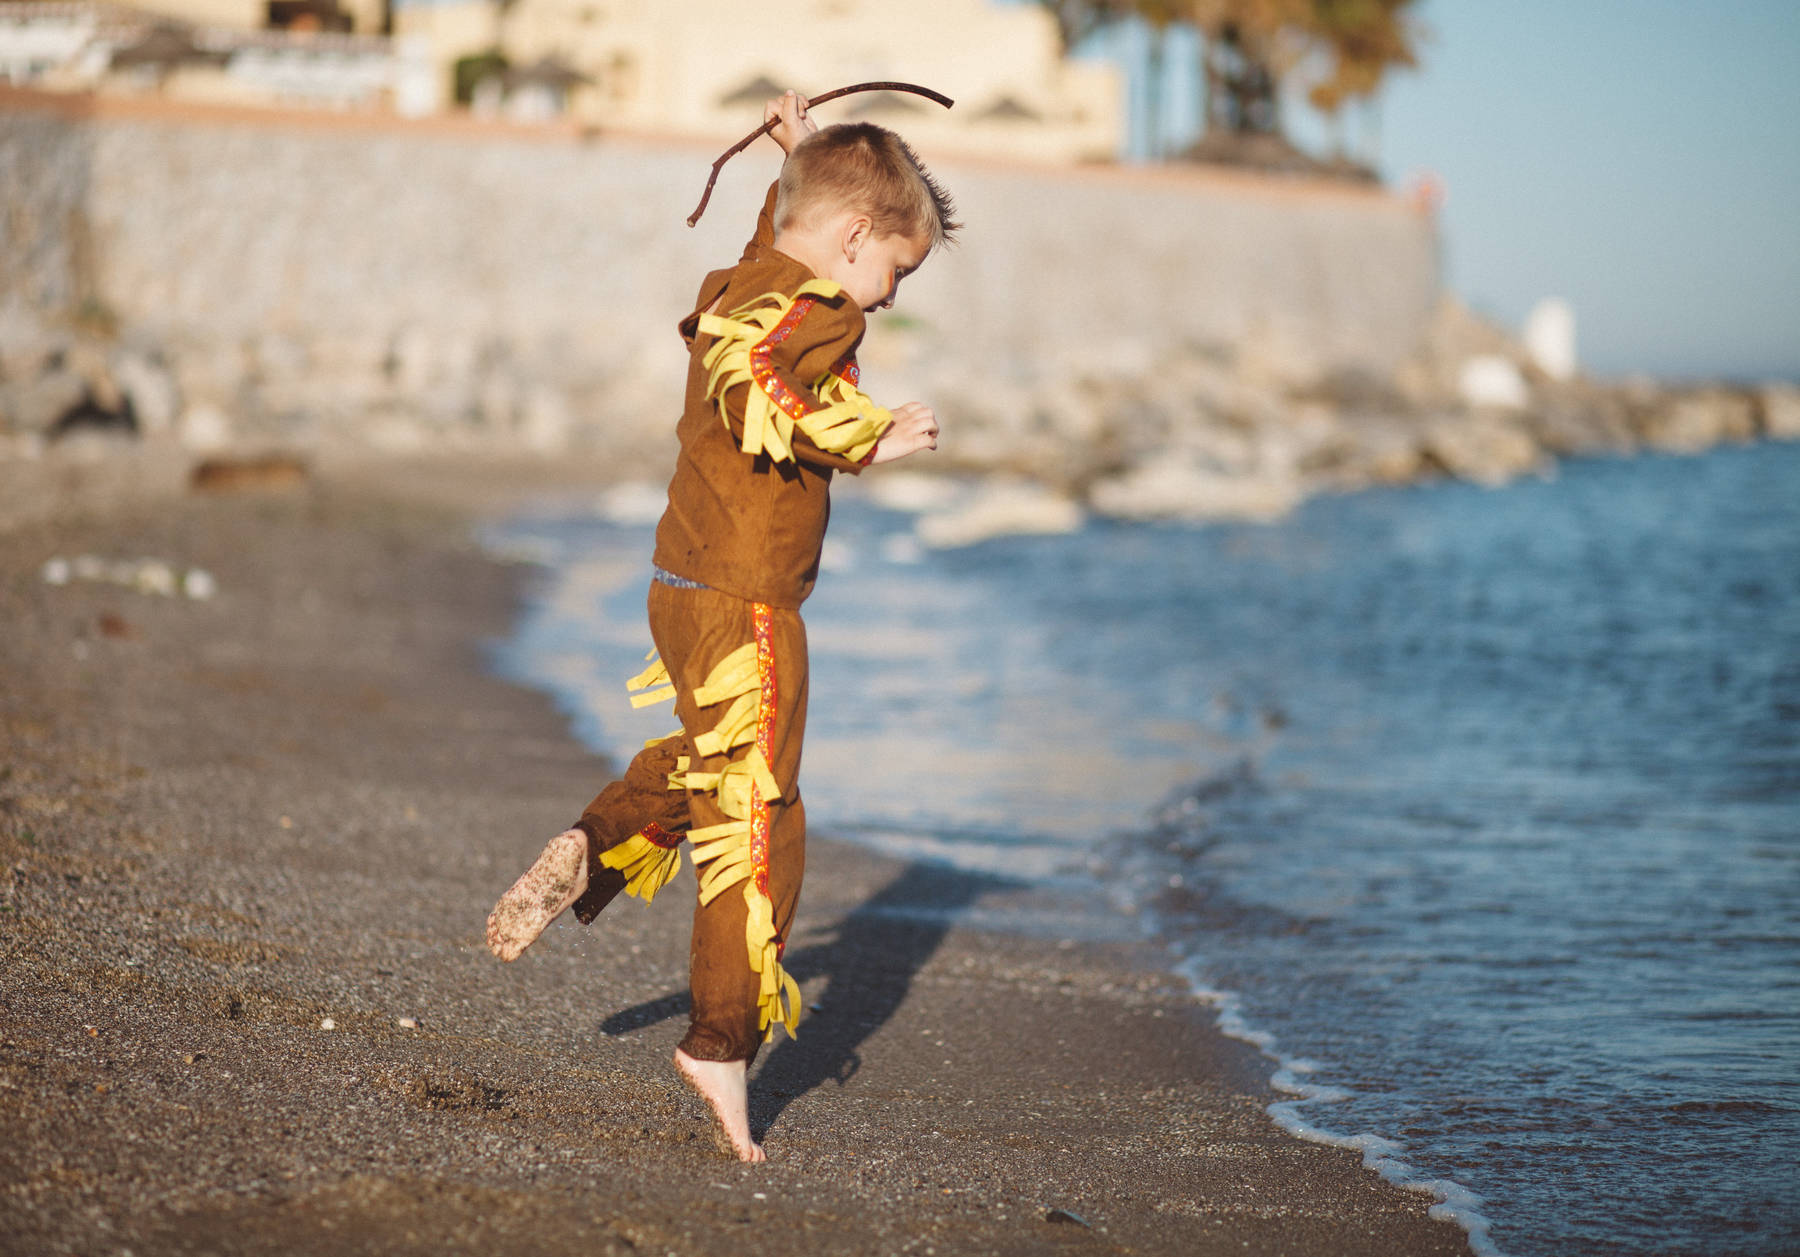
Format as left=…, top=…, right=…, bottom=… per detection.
left=766, top=90, right=817, bottom=155
left=870, top=403, right=939, bottom=465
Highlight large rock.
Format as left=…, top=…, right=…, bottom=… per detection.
left=0, top=310, right=62, bottom=384
left=112, top=350, right=181, bottom=436
left=1088, top=456, right=1302, bottom=523
left=1397, top=298, right=1522, bottom=407
left=1758, top=383, right=1800, bottom=440
left=1, top=367, right=87, bottom=435
left=517, top=385, right=572, bottom=453
left=1424, top=412, right=1544, bottom=487
left=174, top=343, right=249, bottom=415
left=1457, top=355, right=1530, bottom=411
left=1640, top=388, right=1756, bottom=453
left=1327, top=415, right=1430, bottom=488
left=1528, top=384, right=1637, bottom=454
left=915, top=478, right=1084, bottom=548
left=179, top=402, right=234, bottom=451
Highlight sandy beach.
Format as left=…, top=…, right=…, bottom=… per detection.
left=0, top=466, right=1470, bottom=1256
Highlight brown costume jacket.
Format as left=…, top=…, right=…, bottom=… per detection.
left=652, top=184, right=881, bottom=609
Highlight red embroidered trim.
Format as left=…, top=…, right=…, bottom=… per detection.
left=747, top=298, right=820, bottom=430
left=830, top=356, right=860, bottom=389
left=640, top=822, right=680, bottom=850
left=749, top=603, right=776, bottom=897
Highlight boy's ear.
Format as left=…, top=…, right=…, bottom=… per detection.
left=843, top=214, right=873, bottom=262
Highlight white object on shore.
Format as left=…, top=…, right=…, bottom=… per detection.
left=595, top=482, right=667, bottom=526
left=1458, top=355, right=1530, bottom=410
left=179, top=403, right=232, bottom=452
left=397, top=1017, right=420, bottom=1030
left=319, top=1017, right=337, bottom=1031
left=1523, top=298, right=1577, bottom=381
left=40, top=555, right=221, bottom=599
left=914, top=478, right=1083, bottom=549
left=133, top=560, right=177, bottom=598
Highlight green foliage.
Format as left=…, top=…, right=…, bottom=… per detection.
left=1038, top=0, right=1423, bottom=135
left=1305, top=0, right=1422, bottom=114
left=452, top=49, right=507, bottom=107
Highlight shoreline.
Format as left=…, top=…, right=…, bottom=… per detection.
left=0, top=468, right=1471, bottom=1255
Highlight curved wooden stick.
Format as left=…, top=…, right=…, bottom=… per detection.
left=686, top=81, right=955, bottom=227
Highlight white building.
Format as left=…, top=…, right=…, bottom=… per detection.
left=397, top=0, right=1123, bottom=162
left=0, top=0, right=402, bottom=109
left=1, top=0, right=1123, bottom=161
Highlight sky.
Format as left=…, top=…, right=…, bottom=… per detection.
left=1084, top=0, right=1800, bottom=382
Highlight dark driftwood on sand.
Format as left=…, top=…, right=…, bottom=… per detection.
left=685, top=81, right=955, bottom=228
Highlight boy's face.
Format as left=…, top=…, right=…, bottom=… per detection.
left=835, top=228, right=931, bottom=313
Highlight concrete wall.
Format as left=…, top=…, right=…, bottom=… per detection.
left=1, top=90, right=1439, bottom=456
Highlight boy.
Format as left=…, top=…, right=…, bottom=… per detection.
left=485, top=91, right=958, bottom=1162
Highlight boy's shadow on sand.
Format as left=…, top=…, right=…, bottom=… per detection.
left=599, top=859, right=1020, bottom=1138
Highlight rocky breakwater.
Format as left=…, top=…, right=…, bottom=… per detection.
left=867, top=296, right=1800, bottom=534
left=3, top=290, right=1795, bottom=538
left=1, top=95, right=1791, bottom=532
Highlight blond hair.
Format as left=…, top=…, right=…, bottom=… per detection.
left=775, top=122, right=960, bottom=251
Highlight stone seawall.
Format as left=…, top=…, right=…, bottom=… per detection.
left=9, top=88, right=1792, bottom=534
left=1, top=88, right=1437, bottom=463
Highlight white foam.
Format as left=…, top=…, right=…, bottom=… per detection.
left=826, top=825, right=1072, bottom=882
left=818, top=538, right=856, bottom=574
left=479, top=532, right=561, bottom=565
left=880, top=532, right=925, bottom=565
left=1172, top=954, right=1508, bottom=1257
left=595, top=481, right=668, bottom=526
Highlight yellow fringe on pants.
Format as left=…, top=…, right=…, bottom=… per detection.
left=667, top=608, right=802, bottom=1042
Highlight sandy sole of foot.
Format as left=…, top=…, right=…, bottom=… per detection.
left=486, top=829, right=588, bottom=962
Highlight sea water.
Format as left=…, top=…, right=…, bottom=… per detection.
left=487, top=441, right=1800, bottom=1257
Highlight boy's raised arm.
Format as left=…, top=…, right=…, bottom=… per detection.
left=740, top=93, right=816, bottom=260
left=766, top=90, right=815, bottom=155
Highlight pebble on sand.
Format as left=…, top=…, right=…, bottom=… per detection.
left=319, top=1017, right=337, bottom=1031
left=397, top=1017, right=419, bottom=1030
left=40, top=555, right=220, bottom=599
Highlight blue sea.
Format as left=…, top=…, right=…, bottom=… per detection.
left=487, top=440, right=1800, bottom=1257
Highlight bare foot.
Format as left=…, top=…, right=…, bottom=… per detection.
left=674, top=1048, right=764, bottom=1162
left=485, top=829, right=588, bottom=962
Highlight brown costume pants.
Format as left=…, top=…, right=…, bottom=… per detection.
left=570, top=580, right=808, bottom=1065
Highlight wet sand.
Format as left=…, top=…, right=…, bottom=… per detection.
left=0, top=468, right=1470, bottom=1256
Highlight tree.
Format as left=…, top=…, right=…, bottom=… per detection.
left=1303, top=0, right=1421, bottom=114
left=1038, top=0, right=1421, bottom=161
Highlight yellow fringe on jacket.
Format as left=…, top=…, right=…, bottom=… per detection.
left=696, top=283, right=893, bottom=466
